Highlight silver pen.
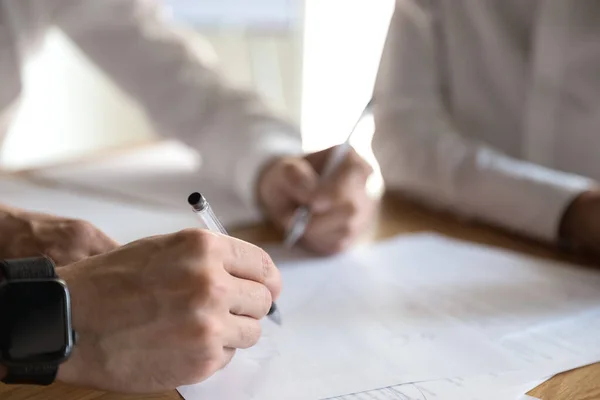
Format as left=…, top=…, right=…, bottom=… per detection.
left=284, top=99, right=374, bottom=248
left=188, top=192, right=282, bottom=325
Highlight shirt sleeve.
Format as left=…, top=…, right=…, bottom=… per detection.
left=53, top=0, right=303, bottom=210
left=373, top=0, right=596, bottom=242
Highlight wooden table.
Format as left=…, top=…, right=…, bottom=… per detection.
left=1, top=196, right=599, bottom=400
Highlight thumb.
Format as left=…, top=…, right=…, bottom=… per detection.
left=280, top=158, right=319, bottom=204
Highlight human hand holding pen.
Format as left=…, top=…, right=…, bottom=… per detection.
left=189, top=193, right=282, bottom=324
left=258, top=146, right=375, bottom=255
left=57, top=229, right=281, bottom=393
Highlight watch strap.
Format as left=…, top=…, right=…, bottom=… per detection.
left=0, top=257, right=56, bottom=280
left=0, top=257, right=59, bottom=386
left=2, top=364, right=58, bottom=386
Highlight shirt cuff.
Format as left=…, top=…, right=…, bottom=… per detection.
left=234, top=131, right=303, bottom=213
left=461, top=153, right=597, bottom=243
left=522, top=174, right=596, bottom=242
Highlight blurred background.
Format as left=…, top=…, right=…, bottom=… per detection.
left=0, top=0, right=394, bottom=173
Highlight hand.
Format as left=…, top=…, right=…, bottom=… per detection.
left=258, top=146, right=376, bottom=254
left=0, top=205, right=118, bottom=266
left=57, top=229, right=281, bottom=393
left=559, top=190, right=600, bottom=256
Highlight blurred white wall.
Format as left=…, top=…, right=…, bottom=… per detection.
left=301, top=0, right=394, bottom=151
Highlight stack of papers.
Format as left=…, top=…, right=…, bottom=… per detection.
left=4, top=166, right=599, bottom=399
left=181, top=235, right=600, bottom=400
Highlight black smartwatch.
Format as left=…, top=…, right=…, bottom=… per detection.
left=0, top=257, right=76, bottom=386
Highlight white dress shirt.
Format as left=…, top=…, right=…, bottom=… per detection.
left=373, top=0, right=600, bottom=242
left=0, top=0, right=302, bottom=210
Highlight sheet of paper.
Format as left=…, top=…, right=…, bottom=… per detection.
left=179, top=234, right=600, bottom=400
left=28, top=140, right=261, bottom=228
left=0, top=176, right=242, bottom=244
left=325, top=373, right=548, bottom=400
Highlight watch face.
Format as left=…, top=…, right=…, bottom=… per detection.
left=0, top=280, right=73, bottom=366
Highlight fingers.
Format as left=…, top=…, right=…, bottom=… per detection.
left=303, top=208, right=361, bottom=254
left=279, top=158, right=319, bottom=205
left=228, top=277, right=273, bottom=319
left=223, top=315, right=262, bottom=349
left=44, top=220, right=119, bottom=265
left=222, top=237, right=282, bottom=301
left=311, top=150, right=371, bottom=212
left=303, top=193, right=375, bottom=255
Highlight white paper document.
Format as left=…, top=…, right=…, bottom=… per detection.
left=180, top=234, right=600, bottom=400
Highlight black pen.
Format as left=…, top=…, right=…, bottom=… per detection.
left=188, top=192, right=282, bottom=325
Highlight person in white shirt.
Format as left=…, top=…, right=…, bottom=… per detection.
left=374, top=0, right=600, bottom=255
left=0, top=0, right=375, bottom=264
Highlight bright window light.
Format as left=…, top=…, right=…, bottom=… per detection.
left=301, top=0, right=394, bottom=152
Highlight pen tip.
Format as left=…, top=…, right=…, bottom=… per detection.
left=268, top=303, right=282, bottom=326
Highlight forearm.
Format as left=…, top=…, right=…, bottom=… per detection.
left=56, top=0, right=303, bottom=208
left=374, top=106, right=595, bottom=242
left=374, top=3, right=595, bottom=242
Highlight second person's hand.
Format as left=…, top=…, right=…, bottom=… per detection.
left=560, top=190, right=600, bottom=258
left=0, top=205, right=118, bottom=266
left=56, top=228, right=281, bottom=393
left=258, top=146, right=376, bottom=255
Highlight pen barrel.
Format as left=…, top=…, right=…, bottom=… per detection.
left=195, top=204, right=229, bottom=235
left=320, top=142, right=351, bottom=181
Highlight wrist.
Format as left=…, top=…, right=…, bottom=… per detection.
left=54, top=263, right=91, bottom=386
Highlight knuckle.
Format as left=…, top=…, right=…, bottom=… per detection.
left=207, top=275, right=229, bottom=303
left=178, top=228, right=220, bottom=254
left=260, top=250, right=274, bottom=283
left=231, top=239, right=250, bottom=264
left=64, top=219, right=93, bottom=239
left=282, top=160, right=305, bottom=183
left=186, top=270, right=228, bottom=308
left=194, top=314, right=224, bottom=342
